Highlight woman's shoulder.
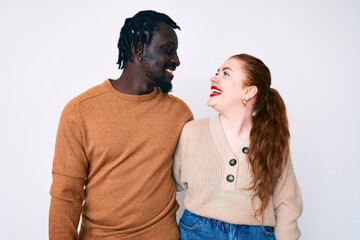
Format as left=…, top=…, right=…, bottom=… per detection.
left=182, top=116, right=217, bottom=136
left=184, top=117, right=209, bottom=128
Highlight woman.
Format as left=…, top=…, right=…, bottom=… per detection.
left=173, top=53, right=303, bottom=240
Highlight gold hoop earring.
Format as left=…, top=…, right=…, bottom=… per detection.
left=242, top=98, right=247, bottom=106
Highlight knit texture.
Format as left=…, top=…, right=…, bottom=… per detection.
left=173, top=115, right=303, bottom=240
left=49, top=79, right=193, bottom=240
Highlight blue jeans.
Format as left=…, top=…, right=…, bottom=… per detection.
left=179, top=209, right=275, bottom=240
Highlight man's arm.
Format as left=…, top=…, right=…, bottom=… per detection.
left=49, top=176, right=85, bottom=239
left=49, top=101, right=88, bottom=240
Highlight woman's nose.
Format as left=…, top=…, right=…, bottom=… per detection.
left=210, top=76, right=218, bottom=83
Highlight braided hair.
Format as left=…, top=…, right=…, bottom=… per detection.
left=117, top=10, right=180, bottom=69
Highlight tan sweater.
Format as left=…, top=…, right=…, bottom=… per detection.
left=173, top=115, right=303, bottom=240
left=49, top=79, right=193, bottom=240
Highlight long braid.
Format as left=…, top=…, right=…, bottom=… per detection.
left=117, top=10, right=180, bottom=69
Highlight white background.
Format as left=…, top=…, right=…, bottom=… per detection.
left=1, top=0, right=359, bottom=239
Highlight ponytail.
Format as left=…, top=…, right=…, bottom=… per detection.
left=249, top=88, right=290, bottom=220
left=231, top=54, right=290, bottom=221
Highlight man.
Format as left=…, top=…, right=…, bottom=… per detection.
left=49, top=10, right=193, bottom=240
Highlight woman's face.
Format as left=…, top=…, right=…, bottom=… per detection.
left=207, top=57, right=248, bottom=112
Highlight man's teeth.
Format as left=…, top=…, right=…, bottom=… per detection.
left=165, top=69, right=173, bottom=73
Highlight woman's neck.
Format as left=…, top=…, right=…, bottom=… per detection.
left=219, top=111, right=252, bottom=153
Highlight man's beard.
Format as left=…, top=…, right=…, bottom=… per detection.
left=154, top=75, right=173, bottom=93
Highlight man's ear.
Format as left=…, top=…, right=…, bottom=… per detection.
left=131, top=43, right=143, bottom=61
left=245, top=86, right=258, bottom=100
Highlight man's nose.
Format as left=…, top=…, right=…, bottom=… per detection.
left=171, top=53, right=180, bottom=66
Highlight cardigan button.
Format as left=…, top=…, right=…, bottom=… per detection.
left=229, top=159, right=237, bottom=166
left=242, top=147, right=249, bottom=154
left=226, top=174, right=235, bottom=182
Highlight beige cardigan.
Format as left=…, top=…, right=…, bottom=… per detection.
left=173, top=115, right=303, bottom=240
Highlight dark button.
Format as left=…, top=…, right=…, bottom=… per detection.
left=229, top=159, right=237, bottom=166
left=242, top=147, right=249, bottom=154
left=226, top=174, right=235, bottom=182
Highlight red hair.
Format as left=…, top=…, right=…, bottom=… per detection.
left=231, top=54, right=290, bottom=220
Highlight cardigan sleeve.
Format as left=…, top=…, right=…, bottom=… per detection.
left=49, top=100, right=88, bottom=240
left=273, top=153, right=303, bottom=240
left=172, top=122, right=190, bottom=192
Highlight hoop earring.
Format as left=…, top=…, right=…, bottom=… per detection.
left=242, top=98, right=247, bottom=106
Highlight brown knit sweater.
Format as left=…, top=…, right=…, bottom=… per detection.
left=49, top=79, right=193, bottom=240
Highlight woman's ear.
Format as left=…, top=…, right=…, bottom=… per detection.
left=245, top=86, right=258, bottom=100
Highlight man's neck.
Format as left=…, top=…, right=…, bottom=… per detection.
left=111, top=71, right=155, bottom=95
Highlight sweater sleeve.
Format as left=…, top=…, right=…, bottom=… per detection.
left=49, top=101, right=88, bottom=240
left=273, top=153, right=303, bottom=240
left=172, top=123, right=190, bottom=192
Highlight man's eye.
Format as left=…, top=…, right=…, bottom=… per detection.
left=165, top=48, right=173, bottom=54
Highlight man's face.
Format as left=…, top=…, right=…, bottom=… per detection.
left=141, top=22, right=180, bottom=93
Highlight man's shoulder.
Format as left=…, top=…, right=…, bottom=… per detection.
left=67, top=80, right=109, bottom=106
left=166, top=93, right=188, bottom=105
left=165, top=93, right=192, bottom=113
left=60, top=80, right=109, bottom=118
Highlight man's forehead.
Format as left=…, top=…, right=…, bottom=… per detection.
left=151, top=23, right=177, bottom=43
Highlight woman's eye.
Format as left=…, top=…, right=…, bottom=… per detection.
left=215, top=72, right=219, bottom=76
left=224, top=72, right=229, bottom=76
